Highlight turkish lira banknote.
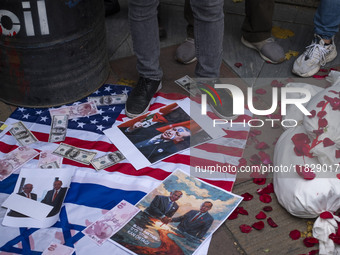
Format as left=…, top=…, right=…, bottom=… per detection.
left=38, top=151, right=63, bottom=169
left=91, top=151, right=125, bottom=171
left=9, top=122, right=38, bottom=146
left=82, top=200, right=140, bottom=246
left=53, top=143, right=96, bottom=165
left=48, top=115, right=68, bottom=142
left=0, top=146, right=39, bottom=181
left=88, top=94, right=127, bottom=106
left=49, top=101, right=98, bottom=119
left=42, top=242, right=75, bottom=255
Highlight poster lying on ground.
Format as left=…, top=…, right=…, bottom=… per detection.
left=104, top=99, right=225, bottom=170
left=2, top=167, right=75, bottom=228
left=110, top=169, right=242, bottom=255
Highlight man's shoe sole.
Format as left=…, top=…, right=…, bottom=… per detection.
left=175, top=56, right=197, bottom=65
left=241, top=37, right=285, bottom=64
left=124, top=82, right=162, bottom=118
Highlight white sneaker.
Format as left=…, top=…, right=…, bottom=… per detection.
left=292, top=34, right=337, bottom=77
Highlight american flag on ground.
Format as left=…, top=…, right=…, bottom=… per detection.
left=0, top=84, right=251, bottom=254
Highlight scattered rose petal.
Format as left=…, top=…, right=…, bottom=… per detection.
left=237, top=207, right=249, bottom=215
left=329, top=233, right=340, bottom=245
left=228, top=210, right=239, bottom=220
left=303, top=237, right=319, bottom=248
left=238, top=158, right=247, bottom=167
left=257, top=183, right=274, bottom=195
left=250, top=171, right=268, bottom=179
left=318, top=118, right=328, bottom=128
left=253, top=178, right=267, bottom=185
left=319, top=68, right=328, bottom=73
left=263, top=206, right=273, bottom=212
left=252, top=221, right=265, bottom=230
left=259, top=194, right=272, bottom=203
left=308, top=110, right=316, bottom=118
left=320, top=211, right=333, bottom=219
left=316, top=101, right=325, bottom=108
left=289, top=230, right=301, bottom=240
left=309, top=250, right=319, bottom=255
left=272, top=26, right=295, bottom=39
left=317, top=111, right=327, bottom=118
left=296, top=165, right=316, bottom=180
left=336, top=150, right=340, bottom=159
left=270, top=80, right=284, bottom=88
left=234, top=62, right=242, bottom=68
left=256, top=142, right=269, bottom=150
left=285, top=50, right=299, bottom=60
left=259, top=151, right=273, bottom=165
left=256, top=211, right=267, bottom=220
left=251, top=129, right=262, bottom=136
left=240, top=224, right=252, bottom=233
left=323, top=138, right=335, bottom=147
left=250, top=154, right=261, bottom=164
left=271, top=123, right=280, bottom=129
left=313, top=74, right=327, bottom=80
left=267, top=217, right=278, bottom=227
left=241, top=192, right=253, bottom=201
left=337, top=174, right=340, bottom=180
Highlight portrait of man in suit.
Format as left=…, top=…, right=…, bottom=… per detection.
left=41, top=180, right=67, bottom=217
left=119, top=103, right=207, bottom=163
left=7, top=183, right=37, bottom=217
left=145, top=190, right=183, bottom=224
left=171, top=201, right=214, bottom=239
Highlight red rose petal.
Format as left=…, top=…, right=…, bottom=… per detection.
left=308, top=250, right=319, bottom=255
left=289, top=229, right=301, bottom=240
left=316, top=101, right=326, bottom=107
left=337, top=174, right=340, bottom=180
left=250, top=154, right=261, bottom=164
left=296, top=165, right=316, bottom=180
left=257, top=183, right=274, bottom=195
left=336, top=150, right=340, bottom=159
left=319, top=68, right=328, bottom=73
left=228, top=210, right=239, bottom=220
left=241, top=192, right=253, bottom=201
left=255, top=142, right=269, bottom=150
left=255, top=88, right=267, bottom=95
left=313, top=129, right=324, bottom=136
left=259, top=151, right=272, bottom=165
left=263, top=206, right=273, bottom=212
left=303, top=237, right=319, bottom=248
left=323, top=138, right=335, bottom=147
left=320, top=211, right=333, bottom=219
left=259, top=194, right=272, bottom=203
left=256, top=211, right=267, bottom=220
left=253, top=178, right=267, bottom=185
left=313, top=74, right=327, bottom=80
left=237, top=207, right=249, bottom=215
left=239, top=224, right=252, bottom=233
left=329, top=233, right=340, bottom=245
left=318, top=118, right=328, bottom=128
left=270, top=80, right=284, bottom=88
left=308, top=110, right=316, bottom=118
left=267, top=217, right=278, bottom=227
left=238, top=158, right=247, bottom=167
left=234, top=62, right=242, bottom=68
left=252, top=221, right=265, bottom=230
left=317, top=111, right=327, bottom=118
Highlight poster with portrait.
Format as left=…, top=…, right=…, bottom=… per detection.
left=2, top=167, right=75, bottom=228
left=104, top=99, right=225, bottom=170
left=109, top=169, right=243, bottom=255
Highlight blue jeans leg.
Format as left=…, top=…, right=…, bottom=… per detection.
left=190, top=0, right=224, bottom=78
left=128, top=0, right=163, bottom=80
left=314, top=0, right=340, bottom=40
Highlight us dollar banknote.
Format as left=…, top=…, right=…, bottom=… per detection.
left=88, top=94, right=128, bottom=106
left=40, top=161, right=60, bottom=169
left=9, top=121, right=38, bottom=146
left=91, top=151, right=125, bottom=171
left=49, top=115, right=68, bottom=142
left=53, top=143, right=97, bottom=165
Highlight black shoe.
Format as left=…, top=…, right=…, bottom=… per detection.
left=105, top=0, right=120, bottom=17
left=125, top=77, right=162, bottom=118
left=196, top=80, right=236, bottom=120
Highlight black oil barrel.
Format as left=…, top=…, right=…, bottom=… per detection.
left=0, top=0, right=109, bottom=107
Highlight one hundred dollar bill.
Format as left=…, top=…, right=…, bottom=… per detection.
left=49, top=101, right=99, bottom=119
left=9, top=122, right=38, bottom=146
left=175, top=75, right=199, bottom=96
left=88, top=94, right=127, bottom=106
left=53, top=143, right=97, bottom=165
left=91, top=151, right=125, bottom=171
left=49, top=115, right=68, bottom=142
left=0, top=146, right=39, bottom=181
left=38, top=151, right=63, bottom=168
left=40, top=161, right=60, bottom=169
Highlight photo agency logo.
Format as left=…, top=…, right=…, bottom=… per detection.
left=201, top=83, right=312, bottom=128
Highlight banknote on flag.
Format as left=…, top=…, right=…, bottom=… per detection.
left=0, top=84, right=251, bottom=254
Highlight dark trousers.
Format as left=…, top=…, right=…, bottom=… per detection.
left=184, top=0, right=274, bottom=43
